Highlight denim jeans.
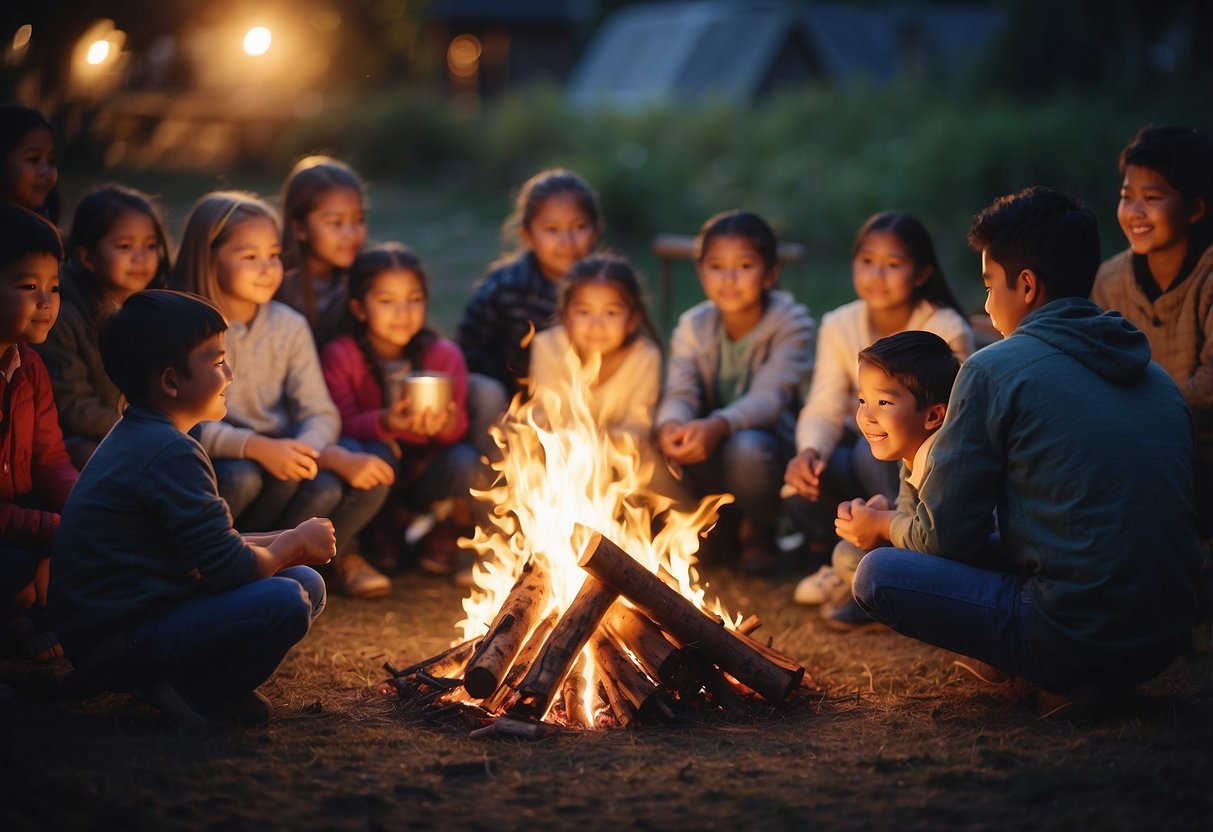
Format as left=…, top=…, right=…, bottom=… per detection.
left=683, top=428, right=791, bottom=527
left=129, top=566, right=325, bottom=700
left=465, top=372, right=509, bottom=461
left=853, top=546, right=1184, bottom=693
left=784, top=434, right=899, bottom=547
left=0, top=544, right=39, bottom=611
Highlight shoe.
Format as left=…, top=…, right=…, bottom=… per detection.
left=419, top=521, right=461, bottom=575
left=330, top=553, right=392, bottom=598
left=143, top=679, right=272, bottom=728
left=739, top=520, right=780, bottom=575
left=821, top=598, right=887, bottom=633
left=793, top=565, right=846, bottom=606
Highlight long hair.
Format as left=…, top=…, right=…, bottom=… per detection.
left=852, top=212, right=967, bottom=319
left=0, top=103, right=60, bottom=224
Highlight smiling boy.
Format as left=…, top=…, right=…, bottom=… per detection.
left=50, top=290, right=337, bottom=727
left=819, top=331, right=959, bottom=630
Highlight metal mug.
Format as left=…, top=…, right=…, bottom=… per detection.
left=401, top=371, right=453, bottom=416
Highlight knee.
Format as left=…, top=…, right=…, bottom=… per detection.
left=299, top=471, right=344, bottom=511
left=261, top=576, right=317, bottom=639
left=277, top=566, right=326, bottom=619
left=216, top=460, right=263, bottom=508
left=721, top=430, right=779, bottom=468
left=466, top=374, right=508, bottom=422
left=831, top=539, right=865, bottom=581
left=852, top=546, right=897, bottom=606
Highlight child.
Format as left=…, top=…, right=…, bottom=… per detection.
left=456, top=168, right=604, bottom=453
left=321, top=243, right=480, bottom=575
left=854, top=187, right=1202, bottom=715
left=35, top=185, right=171, bottom=468
left=0, top=104, right=60, bottom=224
left=1091, top=126, right=1213, bottom=538
left=786, top=212, right=973, bottom=604
left=812, top=331, right=960, bottom=631
left=50, top=290, right=335, bottom=727
left=276, top=156, right=368, bottom=349
left=173, top=192, right=393, bottom=599
left=0, top=203, right=76, bottom=664
left=528, top=253, right=663, bottom=439
left=656, top=210, right=815, bottom=574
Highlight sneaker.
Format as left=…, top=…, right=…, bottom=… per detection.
left=821, top=598, right=887, bottom=633
left=330, top=553, right=392, bottom=598
left=793, top=565, right=846, bottom=606
left=419, top=520, right=461, bottom=575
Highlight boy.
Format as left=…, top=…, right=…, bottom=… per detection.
left=49, top=290, right=336, bottom=727
left=853, top=187, right=1203, bottom=714
left=818, top=331, right=959, bottom=631
left=0, top=204, right=76, bottom=663
left=1091, top=126, right=1213, bottom=535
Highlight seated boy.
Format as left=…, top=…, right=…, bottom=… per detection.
left=1091, top=126, right=1213, bottom=537
left=0, top=204, right=77, bottom=663
left=853, top=187, right=1203, bottom=715
left=49, top=290, right=336, bottom=727
left=814, top=331, right=959, bottom=631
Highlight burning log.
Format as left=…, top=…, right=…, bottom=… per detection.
left=602, top=603, right=684, bottom=686
left=596, top=665, right=635, bottom=727
left=509, top=575, right=619, bottom=719
left=463, top=558, right=552, bottom=699
left=591, top=631, right=673, bottom=722
left=482, top=609, right=558, bottom=712
left=577, top=528, right=804, bottom=702
left=561, top=653, right=592, bottom=728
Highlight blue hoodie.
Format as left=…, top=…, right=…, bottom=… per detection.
left=890, top=298, right=1202, bottom=660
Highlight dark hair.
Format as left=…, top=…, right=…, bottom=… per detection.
left=0, top=104, right=60, bottom=224
left=1119, top=125, right=1213, bottom=250
left=852, top=212, right=967, bottom=318
left=99, top=289, right=227, bottom=407
left=694, top=210, right=779, bottom=273
left=345, top=242, right=437, bottom=405
left=858, top=330, right=960, bottom=411
left=967, top=186, right=1100, bottom=300
left=63, top=185, right=172, bottom=323
left=499, top=168, right=603, bottom=257
left=0, top=202, right=63, bottom=270
left=559, top=253, right=662, bottom=350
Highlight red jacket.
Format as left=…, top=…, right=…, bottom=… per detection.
left=1, top=344, right=78, bottom=551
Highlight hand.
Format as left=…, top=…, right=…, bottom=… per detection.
left=835, top=497, right=894, bottom=550
left=245, top=436, right=320, bottom=481
left=291, top=517, right=337, bottom=566
left=866, top=493, right=893, bottom=512
left=784, top=448, right=827, bottom=501
left=319, top=445, right=395, bottom=490
left=659, top=417, right=728, bottom=465
left=381, top=398, right=457, bottom=438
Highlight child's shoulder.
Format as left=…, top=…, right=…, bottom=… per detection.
left=821, top=298, right=867, bottom=327
left=482, top=251, right=539, bottom=286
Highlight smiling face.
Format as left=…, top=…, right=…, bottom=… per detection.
left=84, top=210, right=161, bottom=302
left=520, top=193, right=599, bottom=281
left=295, top=186, right=367, bottom=274
left=1117, top=163, right=1202, bottom=260
left=0, top=252, right=60, bottom=349
left=214, top=216, right=283, bottom=324
left=855, top=360, right=942, bottom=464
left=167, top=332, right=233, bottom=430
left=3, top=127, right=57, bottom=213
left=350, top=268, right=428, bottom=359
left=563, top=281, right=636, bottom=360
left=852, top=230, right=928, bottom=317
left=697, top=234, right=777, bottom=331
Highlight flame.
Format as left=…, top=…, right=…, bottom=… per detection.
left=456, top=346, right=734, bottom=720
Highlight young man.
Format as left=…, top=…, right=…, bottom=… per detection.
left=853, top=187, right=1203, bottom=713
left=50, top=290, right=336, bottom=727
left=0, top=204, right=76, bottom=664
left=820, top=331, right=960, bottom=631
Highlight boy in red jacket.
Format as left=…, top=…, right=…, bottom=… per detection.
left=0, top=203, right=77, bottom=662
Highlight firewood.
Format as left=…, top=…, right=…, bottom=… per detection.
left=591, top=631, right=672, bottom=722
left=736, top=615, right=762, bottom=636
left=602, top=603, right=684, bottom=685
left=509, top=575, right=619, bottom=719
left=577, top=528, right=804, bottom=702
left=390, top=638, right=476, bottom=680
left=596, top=667, right=635, bottom=727
left=561, top=653, right=591, bottom=728
left=482, top=609, right=558, bottom=712
left=464, top=558, right=552, bottom=698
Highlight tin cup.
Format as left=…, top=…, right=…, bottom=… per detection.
left=401, top=371, right=453, bottom=416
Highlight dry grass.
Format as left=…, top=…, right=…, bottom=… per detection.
left=2, top=566, right=1210, bottom=831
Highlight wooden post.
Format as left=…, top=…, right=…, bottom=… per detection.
left=577, top=528, right=803, bottom=702
left=464, top=558, right=552, bottom=699
left=482, top=609, right=558, bottom=712
left=509, top=575, right=619, bottom=720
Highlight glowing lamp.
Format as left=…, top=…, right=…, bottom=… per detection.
left=243, top=26, right=271, bottom=57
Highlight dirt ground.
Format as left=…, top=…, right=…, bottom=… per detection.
left=2, top=563, right=1210, bottom=832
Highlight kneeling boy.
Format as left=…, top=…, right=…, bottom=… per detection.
left=50, top=290, right=336, bottom=727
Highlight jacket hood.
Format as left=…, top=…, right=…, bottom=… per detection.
left=1016, top=297, right=1151, bottom=385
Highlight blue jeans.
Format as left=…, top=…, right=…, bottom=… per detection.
left=853, top=546, right=1185, bottom=694
left=785, top=434, right=899, bottom=547
left=0, top=544, right=39, bottom=610
left=129, top=566, right=325, bottom=699
left=683, top=429, right=791, bottom=527
left=465, top=372, right=509, bottom=460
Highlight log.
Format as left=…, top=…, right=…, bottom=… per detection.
left=591, top=631, right=672, bottom=721
left=602, top=603, right=684, bottom=685
left=736, top=615, right=762, bottom=636
left=597, top=666, right=635, bottom=727
left=482, top=609, right=558, bottom=712
left=509, top=575, right=619, bottom=719
left=390, top=638, right=476, bottom=680
left=464, top=558, right=552, bottom=698
left=561, top=653, right=591, bottom=729
left=577, top=528, right=803, bottom=702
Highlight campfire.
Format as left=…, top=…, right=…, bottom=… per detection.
left=382, top=352, right=814, bottom=737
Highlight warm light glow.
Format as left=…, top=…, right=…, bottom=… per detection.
left=243, top=26, right=272, bottom=56
left=86, top=39, right=110, bottom=65
left=447, top=33, right=481, bottom=77
left=12, top=24, right=32, bottom=52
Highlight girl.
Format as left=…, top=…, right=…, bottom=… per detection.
left=321, top=243, right=481, bottom=576
left=656, top=210, right=816, bottom=574
left=276, top=156, right=368, bottom=349
left=36, top=185, right=171, bottom=467
left=174, top=191, right=394, bottom=598
left=785, top=211, right=973, bottom=604
left=457, top=168, right=604, bottom=453
left=0, top=104, right=60, bottom=224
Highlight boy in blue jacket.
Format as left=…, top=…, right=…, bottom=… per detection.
left=853, top=187, right=1202, bottom=715
left=50, top=290, right=336, bottom=727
